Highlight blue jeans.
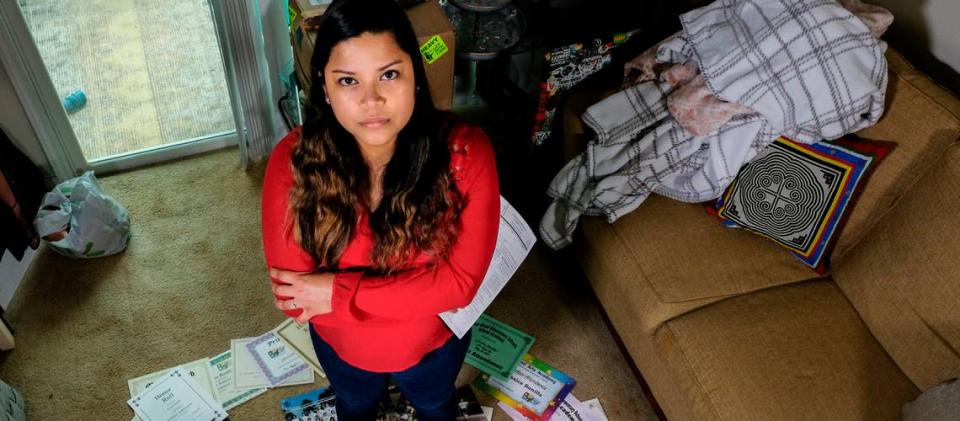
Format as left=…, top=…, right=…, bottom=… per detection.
left=309, top=326, right=470, bottom=421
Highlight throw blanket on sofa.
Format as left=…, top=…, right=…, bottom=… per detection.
left=540, top=0, right=888, bottom=249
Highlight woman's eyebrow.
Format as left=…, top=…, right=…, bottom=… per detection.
left=377, top=59, right=402, bottom=71
left=330, top=59, right=402, bottom=75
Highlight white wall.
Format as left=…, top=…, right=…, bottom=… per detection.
left=871, top=0, right=960, bottom=93
left=0, top=61, right=45, bottom=168
left=0, top=61, right=41, bottom=311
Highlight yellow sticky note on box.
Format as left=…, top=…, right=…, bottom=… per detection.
left=419, top=35, right=448, bottom=64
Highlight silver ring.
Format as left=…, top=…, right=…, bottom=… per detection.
left=291, top=301, right=297, bottom=309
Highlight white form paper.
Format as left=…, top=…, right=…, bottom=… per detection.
left=209, top=350, right=267, bottom=410
left=498, top=402, right=528, bottom=421
left=231, top=337, right=314, bottom=390
left=127, top=367, right=227, bottom=421
left=582, top=398, right=609, bottom=421
left=441, top=196, right=536, bottom=338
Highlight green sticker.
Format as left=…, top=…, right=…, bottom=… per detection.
left=288, top=4, right=297, bottom=26
left=419, top=35, right=448, bottom=64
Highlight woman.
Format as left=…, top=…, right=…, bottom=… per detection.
left=261, top=0, right=499, bottom=419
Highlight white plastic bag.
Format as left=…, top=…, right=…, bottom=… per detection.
left=33, top=171, right=130, bottom=258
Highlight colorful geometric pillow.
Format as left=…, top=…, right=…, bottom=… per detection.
left=711, top=136, right=893, bottom=272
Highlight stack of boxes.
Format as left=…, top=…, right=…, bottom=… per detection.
left=289, top=0, right=457, bottom=110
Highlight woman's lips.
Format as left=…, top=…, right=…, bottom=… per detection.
left=360, top=118, right=389, bottom=128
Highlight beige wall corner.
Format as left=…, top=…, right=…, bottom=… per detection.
left=871, top=0, right=960, bottom=94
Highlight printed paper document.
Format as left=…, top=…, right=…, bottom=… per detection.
left=441, top=196, right=536, bottom=338
left=127, top=367, right=227, bottom=421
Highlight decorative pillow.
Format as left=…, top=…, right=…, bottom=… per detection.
left=710, top=135, right=893, bottom=272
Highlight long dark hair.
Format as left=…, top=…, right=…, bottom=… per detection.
left=290, top=0, right=462, bottom=272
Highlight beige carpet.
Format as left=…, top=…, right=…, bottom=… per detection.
left=17, top=0, right=235, bottom=161
left=0, top=148, right=658, bottom=420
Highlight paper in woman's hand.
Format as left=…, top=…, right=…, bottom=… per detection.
left=440, top=197, right=536, bottom=338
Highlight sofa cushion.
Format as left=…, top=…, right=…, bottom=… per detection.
left=655, top=280, right=918, bottom=420
left=830, top=48, right=960, bottom=260
left=833, top=143, right=960, bottom=391
left=575, top=196, right=818, bottom=333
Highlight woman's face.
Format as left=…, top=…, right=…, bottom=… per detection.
left=323, top=31, right=416, bottom=160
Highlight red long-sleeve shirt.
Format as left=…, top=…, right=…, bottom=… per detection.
left=261, top=124, right=499, bottom=372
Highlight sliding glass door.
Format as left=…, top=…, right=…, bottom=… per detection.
left=14, top=0, right=241, bottom=172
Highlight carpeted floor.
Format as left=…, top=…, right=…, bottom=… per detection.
left=17, top=0, right=235, bottom=161
left=0, top=148, right=658, bottom=420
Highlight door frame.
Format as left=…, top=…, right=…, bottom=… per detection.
left=0, top=1, right=245, bottom=181
left=0, top=0, right=85, bottom=182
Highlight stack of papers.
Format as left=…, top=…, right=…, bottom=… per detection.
left=126, top=319, right=321, bottom=420
left=474, top=353, right=576, bottom=421
left=464, top=315, right=615, bottom=421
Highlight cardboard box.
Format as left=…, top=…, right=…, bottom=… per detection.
left=406, top=1, right=455, bottom=110
left=290, top=1, right=456, bottom=110
left=295, top=0, right=330, bottom=19
left=290, top=16, right=315, bottom=91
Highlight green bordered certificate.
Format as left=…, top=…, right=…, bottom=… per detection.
left=465, top=314, right=535, bottom=379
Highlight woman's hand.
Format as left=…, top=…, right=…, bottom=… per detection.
left=269, top=268, right=335, bottom=324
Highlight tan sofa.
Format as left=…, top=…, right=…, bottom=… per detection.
left=561, top=48, right=960, bottom=420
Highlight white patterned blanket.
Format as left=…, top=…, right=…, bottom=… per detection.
left=540, top=0, right=888, bottom=249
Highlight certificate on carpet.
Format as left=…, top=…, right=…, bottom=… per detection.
left=127, top=358, right=217, bottom=401
left=473, top=354, right=576, bottom=421
left=272, top=318, right=325, bottom=377
left=465, top=314, right=534, bottom=379
left=231, top=337, right=314, bottom=390
left=127, top=367, right=227, bottom=421
left=209, top=351, right=266, bottom=410
left=245, top=331, right=310, bottom=386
